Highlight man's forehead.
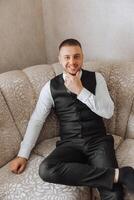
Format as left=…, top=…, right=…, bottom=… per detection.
left=59, top=45, right=82, bottom=55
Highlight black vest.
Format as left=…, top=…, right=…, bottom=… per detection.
left=50, top=69, right=106, bottom=140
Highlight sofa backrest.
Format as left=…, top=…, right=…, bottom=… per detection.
left=0, top=89, right=21, bottom=167
left=23, top=65, right=59, bottom=142
left=109, top=63, right=134, bottom=139
left=0, top=64, right=58, bottom=167
left=126, top=99, right=134, bottom=139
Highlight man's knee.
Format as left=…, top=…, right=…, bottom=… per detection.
left=39, top=159, right=54, bottom=182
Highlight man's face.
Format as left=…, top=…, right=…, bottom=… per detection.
left=59, top=45, right=83, bottom=75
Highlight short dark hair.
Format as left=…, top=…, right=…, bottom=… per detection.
left=59, top=38, right=82, bottom=51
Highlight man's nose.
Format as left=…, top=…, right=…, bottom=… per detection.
left=69, top=58, right=75, bottom=65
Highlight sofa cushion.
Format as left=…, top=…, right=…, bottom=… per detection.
left=0, top=154, right=91, bottom=200
left=116, top=139, right=134, bottom=167
left=126, top=100, right=134, bottom=139
left=34, top=137, right=59, bottom=157
left=112, top=134, right=123, bottom=150
left=0, top=90, right=21, bottom=167
left=0, top=65, right=59, bottom=140
left=108, top=63, right=134, bottom=138
left=0, top=70, right=36, bottom=138
left=23, top=64, right=55, bottom=100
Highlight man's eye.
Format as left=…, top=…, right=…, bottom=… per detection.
left=65, top=57, right=70, bottom=60
left=74, top=55, right=80, bottom=59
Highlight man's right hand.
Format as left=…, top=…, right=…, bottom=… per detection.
left=9, top=157, right=28, bottom=174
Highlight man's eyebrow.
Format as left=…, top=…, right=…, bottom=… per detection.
left=74, top=53, right=81, bottom=56
left=64, top=53, right=81, bottom=57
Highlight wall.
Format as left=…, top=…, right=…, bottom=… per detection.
left=0, top=0, right=46, bottom=73
left=42, top=0, right=134, bottom=63
left=1, top=0, right=134, bottom=73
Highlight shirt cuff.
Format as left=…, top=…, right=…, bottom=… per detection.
left=77, top=87, right=92, bottom=102
left=17, top=147, right=31, bottom=160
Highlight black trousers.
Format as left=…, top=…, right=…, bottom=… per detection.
left=39, top=135, right=124, bottom=200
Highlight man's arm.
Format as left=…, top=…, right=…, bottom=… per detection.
left=77, top=72, right=114, bottom=119
left=9, top=81, right=54, bottom=173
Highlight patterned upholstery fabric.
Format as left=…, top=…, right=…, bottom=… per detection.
left=0, top=62, right=134, bottom=199
left=0, top=70, right=36, bottom=142
left=109, top=63, right=134, bottom=138
left=0, top=154, right=91, bottom=200
left=0, top=89, right=21, bottom=167
left=34, top=137, right=59, bottom=157
left=126, top=100, right=134, bottom=139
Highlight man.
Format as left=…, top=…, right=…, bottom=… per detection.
left=10, top=39, right=134, bottom=199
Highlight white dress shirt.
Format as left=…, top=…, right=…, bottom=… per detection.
left=18, top=71, right=114, bottom=159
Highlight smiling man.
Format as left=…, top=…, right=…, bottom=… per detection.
left=10, top=39, right=134, bottom=200
left=59, top=42, right=84, bottom=95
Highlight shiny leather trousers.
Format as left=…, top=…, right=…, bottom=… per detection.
left=39, top=135, right=124, bottom=200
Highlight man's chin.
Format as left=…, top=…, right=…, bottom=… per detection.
left=69, top=72, right=76, bottom=76
left=68, top=70, right=80, bottom=76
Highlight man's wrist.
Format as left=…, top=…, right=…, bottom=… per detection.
left=76, top=86, right=84, bottom=95
left=17, top=156, right=28, bottom=161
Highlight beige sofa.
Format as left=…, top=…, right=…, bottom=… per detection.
left=0, top=61, right=134, bottom=200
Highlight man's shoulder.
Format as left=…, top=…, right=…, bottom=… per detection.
left=51, top=73, right=63, bottom=81
left=95, top=72, right=105, bottom=80
left=41, top=74, right=63, bottom=91
left=82, top=69, right=96, bottom=78
left=82, top=69, right=96, bottom=75
left=82, top=69, right=105, bottom=83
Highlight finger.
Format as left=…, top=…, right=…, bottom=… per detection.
left=10, top=165, right=19, bottom=174
left=76, top=70, right=80, bottom=77
left=18, top=164, right=26, bottom=174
